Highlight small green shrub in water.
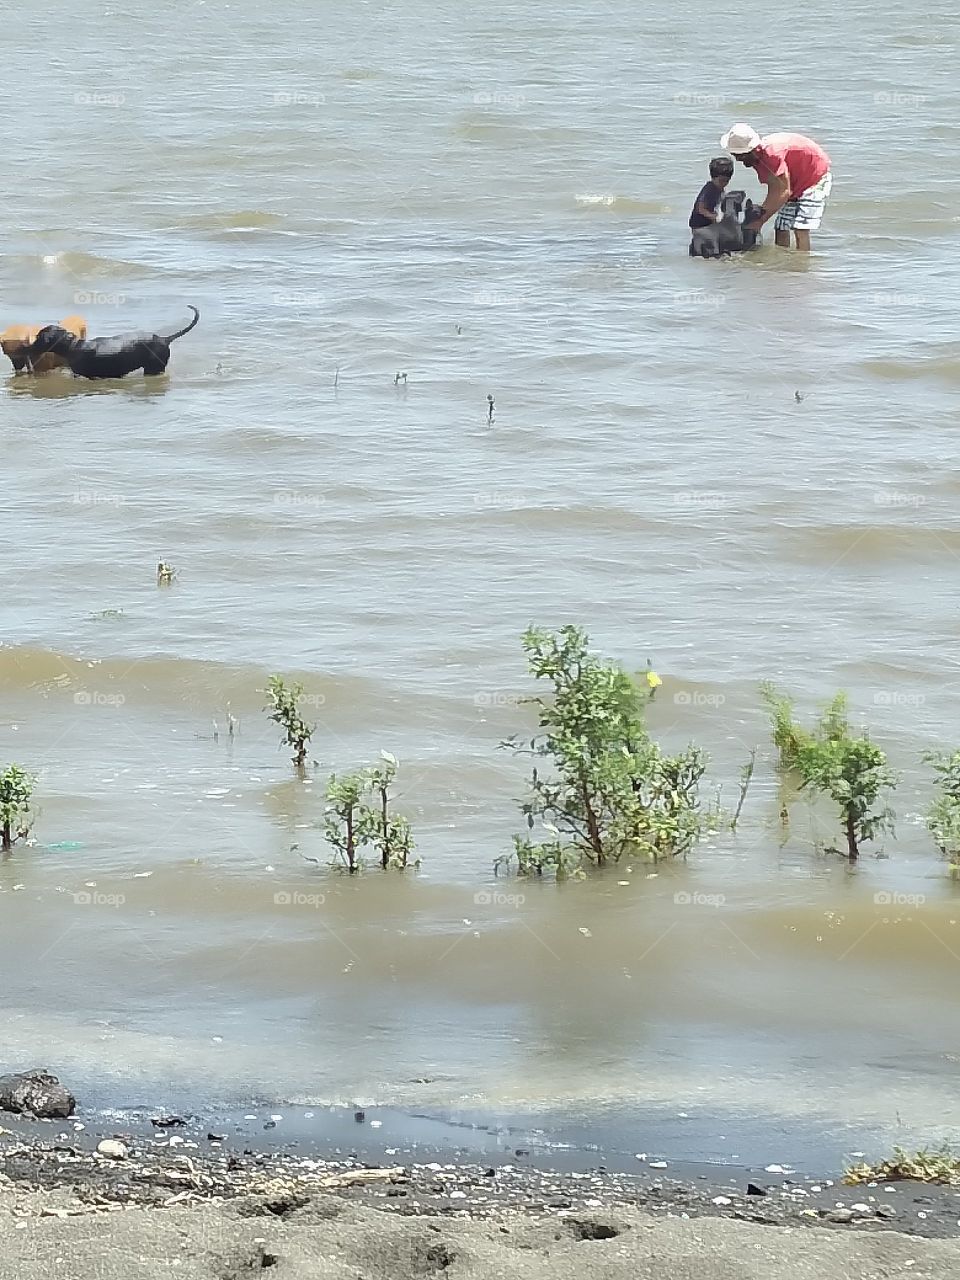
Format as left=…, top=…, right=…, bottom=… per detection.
left=759, top=682, right=811, bottom=769
left=324, top=770, right=369, bottom=874
left=265, top=675, right=315, bottom=769
left=730, top=748, right=757, bottom=832
left=0, top=764, right=35, bottom=853
left=502, top=625, right=706, bottom=874
left=323, top=753, right=415, bottom=874
left=366, top=753, right=415, bottom=869
left=925, top=749, right=960, bottom=871
left=766, top=687, right=896, bottom=861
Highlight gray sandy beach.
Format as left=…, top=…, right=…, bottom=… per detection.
left=2, top=1129, right=960, bottom=1280
left=3, top=1182, right=960, bottom=1280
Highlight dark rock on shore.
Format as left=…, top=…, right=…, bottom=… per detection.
left=0, top=1069, right=75, bottom=1119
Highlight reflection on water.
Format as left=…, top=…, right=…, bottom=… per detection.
left=2, top=0, right=960, bottom=1162
left=7, top=373, right=171, bottom=399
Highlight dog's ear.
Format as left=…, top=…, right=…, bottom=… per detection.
left=60, top=314, right=87, bottom=339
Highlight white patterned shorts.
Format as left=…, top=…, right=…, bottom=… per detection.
left=775, top=170, right=833, bottom=231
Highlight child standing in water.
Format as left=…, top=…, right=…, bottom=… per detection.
left=688, top=156, right=734, bottom=229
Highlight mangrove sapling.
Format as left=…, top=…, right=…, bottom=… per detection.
left=498, top=828, right=582, bottom=879
left=0, top=764, right=35, bottom=853
left=760, top=682, right=811, bottom=769
left=324, top=771, right=371, bottom=874
left=730, top=748, right=757, bottom=831
left=366, top=752, right=415, bottom=869
left=265, top=675, right=315, bottom=769
left=794, top=697, right=896, bottom=861
left=505, top=625, right=706, bottom=871
left=924, top=749, right=960, bottom=871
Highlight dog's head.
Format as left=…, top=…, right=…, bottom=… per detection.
left=720, top=189, right=747, bottom=220
left=26, top=325, right=76, bottom=358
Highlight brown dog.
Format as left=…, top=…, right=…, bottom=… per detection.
left=1, top=314, right=88, bottom=373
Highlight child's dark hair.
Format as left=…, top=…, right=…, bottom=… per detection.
left=709, top=156, right=734, bottom=180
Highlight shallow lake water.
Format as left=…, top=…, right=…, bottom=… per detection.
left=2, top=0, right=960, bottom=1169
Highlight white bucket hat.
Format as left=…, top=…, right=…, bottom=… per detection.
left=720, top=123, right=761, bottom=154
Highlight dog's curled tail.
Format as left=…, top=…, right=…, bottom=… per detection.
left=164, top=305, right=200, bottom=342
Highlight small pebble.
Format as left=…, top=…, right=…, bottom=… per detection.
left=96, top=1139, right=128, bottom=1160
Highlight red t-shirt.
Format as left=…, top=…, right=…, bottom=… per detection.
left=753, top=133, right=831, bottom=198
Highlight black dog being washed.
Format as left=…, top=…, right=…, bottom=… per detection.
left=689, top=192, right=762, bottom=258
left=24, top=305, right=200, bottom=379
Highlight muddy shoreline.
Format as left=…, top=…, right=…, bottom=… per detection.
left=2, top=1109, right=959, bottom=1241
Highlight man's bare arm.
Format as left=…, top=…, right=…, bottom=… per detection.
left=749, top=172, right=791, bottom=227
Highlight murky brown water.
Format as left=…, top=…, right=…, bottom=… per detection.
left=2, top=0, right=960, bottom=1166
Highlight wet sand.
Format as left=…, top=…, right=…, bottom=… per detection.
left=2, top=1126, right=960, bottom=1279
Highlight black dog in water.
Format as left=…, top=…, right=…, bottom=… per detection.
left=24, top=306, right=200, bottom=378
left=689, top=191, right=762, bottom=258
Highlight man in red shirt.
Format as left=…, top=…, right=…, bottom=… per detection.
left=719, top=123, right=832, bottom=251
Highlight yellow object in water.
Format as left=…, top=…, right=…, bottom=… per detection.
left=646, top=670, right=662, bottom=691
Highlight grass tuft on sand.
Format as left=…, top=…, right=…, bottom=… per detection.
left=844, top=1145, right=960, bottom=1186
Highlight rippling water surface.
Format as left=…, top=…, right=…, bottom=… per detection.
left=2, top=0, right=960, bottom=1167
